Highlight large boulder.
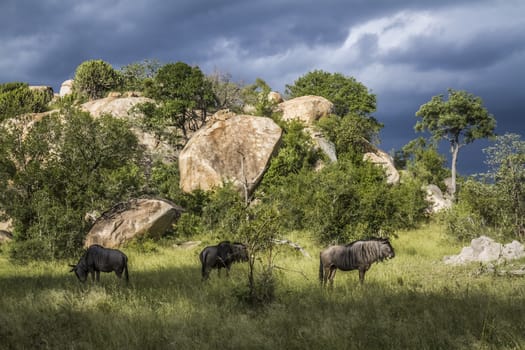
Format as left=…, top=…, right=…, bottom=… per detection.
left=0, top=211, right=13, bottom=232
left=277, top=95, right=333, bottom=124
left=363, top=149, right=400, bottom=184
left=84, top=198, right=183, bottom=248
left=0, top=230, right=13, bottom=244
left=276, top=96, right=336, bottom=163
left=179, top=110, right=282, bottom=196
left=59, top=79, right=74, bottom=97
left=424, top=184, right=453, bottom=213
left=82, top=96, right=152, bottom=119
left=81, top=96, right=177, bottom=162
left=444, top=236, right=525, bottom=265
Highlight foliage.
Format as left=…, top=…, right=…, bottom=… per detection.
left=201, top=184, right=245, bottom=235
left=260, top=120, right=319, bottom=188
left=443, top=178, right=508, bottom=241
left=0, top=106, right=144, bottom=260
left=0, top=82, right=53, bottom=122
left=235, top=202, right=282, bottom=306
left=445, top=133, right=525, bottom=241
left=317, top=113, right=382, bottom=157
left=73, top=59, right=122, bottom=100
left=119, top=59, right=161, bottom=92
left=400, top=137, right=450, bottom=188
left=241, top=78, right=275, bottom=117
left=207, top=69, right=243, bottom=112
left=415, top=89, right=496, bottom=195
left=285, top=70, right=376, bottom=118
left=261, top=156, right=426, bottom=243
left=143, top=61, right=215, bottom=139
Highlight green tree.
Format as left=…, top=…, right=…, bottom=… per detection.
left=317, top=113, right=382, bottom=157
left=415, top=89, right=496, bottom=196
left=0, top=106, right=143, bottom=260
left=143, top=62, right=216, bottom=139
left=285, top=70, right=376, bottom=117
left=119, top=59, right=161, bottom=91
left=241, top=78, right=274, bottom=117
left=483, top=133, right=525, bottom=236
left=401, top=137, right=450, bottom=188
left=0, top=82, right=52, bottom=122
left=207, top=69, right=243, bottom=112
left=73, top=59, right=122, bottom=100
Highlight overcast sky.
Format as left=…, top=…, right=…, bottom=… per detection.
left=1, top=0, right=524, bottom=175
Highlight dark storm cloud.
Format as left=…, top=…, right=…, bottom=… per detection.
left=384, top=28, right=525, bottom=71
left=0, top=0, right=523, bottom=174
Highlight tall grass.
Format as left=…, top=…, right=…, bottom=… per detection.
left=1, top=223, right=524, bottom=349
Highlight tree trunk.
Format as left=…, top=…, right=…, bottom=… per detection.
left=450, top=142, right=459, bottom=198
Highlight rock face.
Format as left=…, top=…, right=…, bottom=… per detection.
left=59, top=79, right=74, bottom=97
left=0, top=212, right=13, bottom=233
left=276, top=96, right=336, bottom=163
left=424, top=184, right=453, bottom=213
left=84, top=198, right=183, bottom=248
left=0, top=230, right=13, bottom=244
left=82, top=96, right=152, bottom=119
left=81, top=96, right=177, bottom=162
left=277, top=95, right=333, bottom=124
left=363, top=149, right=400, bottom=184
left=444, top=236, right=525, bottom=265
left=179, top=110, right=282, bottom=196
left=268, top=91, right=283, bottom=104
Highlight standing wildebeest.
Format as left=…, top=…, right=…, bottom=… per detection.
left=199, top=241, right=249, bottom=280
left=319, top=238, right=395, bottom=287
left=69, top=244, right=129, bottom=283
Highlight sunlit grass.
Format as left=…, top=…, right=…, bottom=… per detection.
left=1, top=223, right=524, bottom=349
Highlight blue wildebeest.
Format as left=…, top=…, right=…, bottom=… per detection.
left=199, top=241, right=249, bottom=280
left=319, top=238, right=395, bottom=287
left=70, top=244, right=129, bottom=283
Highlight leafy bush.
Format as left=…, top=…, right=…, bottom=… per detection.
left=0, top=82, right=53, bottom=122
left=73, top=60, right=122, bottom=99
left=119, top=59, right=161, bottom=92
left=8, top=239, right=54, bottom=263
left=0, top=107, right=144, bottom=261
left=444, top=134, right=525, bottom=242
left=285, top=70, right=376, bottom=118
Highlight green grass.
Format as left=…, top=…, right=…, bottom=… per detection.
left=1, top=223, right=524, bottom=349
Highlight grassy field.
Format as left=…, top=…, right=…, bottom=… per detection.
left=1, top=222, right=524, bottom=349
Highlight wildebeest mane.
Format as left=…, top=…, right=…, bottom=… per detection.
left=346, top=238, right=391, bottom=266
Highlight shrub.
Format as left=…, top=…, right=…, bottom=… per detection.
left=0, top=82, right=53, bottom=122
left=73, top=60, right=121, bottom=99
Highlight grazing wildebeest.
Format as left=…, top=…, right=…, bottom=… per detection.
left=319, top=238, right=395, bottom=287
left=69, top=244, right=129, bottom=283
left=199, top=241, right=249, bottom=280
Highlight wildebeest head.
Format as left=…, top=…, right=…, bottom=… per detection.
left=69, top=258, right=88, bottom=282
left=378, top=238, right=395, bottom=261
left=231, top=243, right=249, bottom=262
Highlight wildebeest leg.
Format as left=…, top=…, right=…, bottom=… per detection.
left=322, top=266, right=331, bottom=287
left=328, top=267, right=337, bottom=288
left=358, top=265, right=370, bottom=284
left=202, top=267, right=210, bottom=281
left=95, top=270, right=100, bottom=282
